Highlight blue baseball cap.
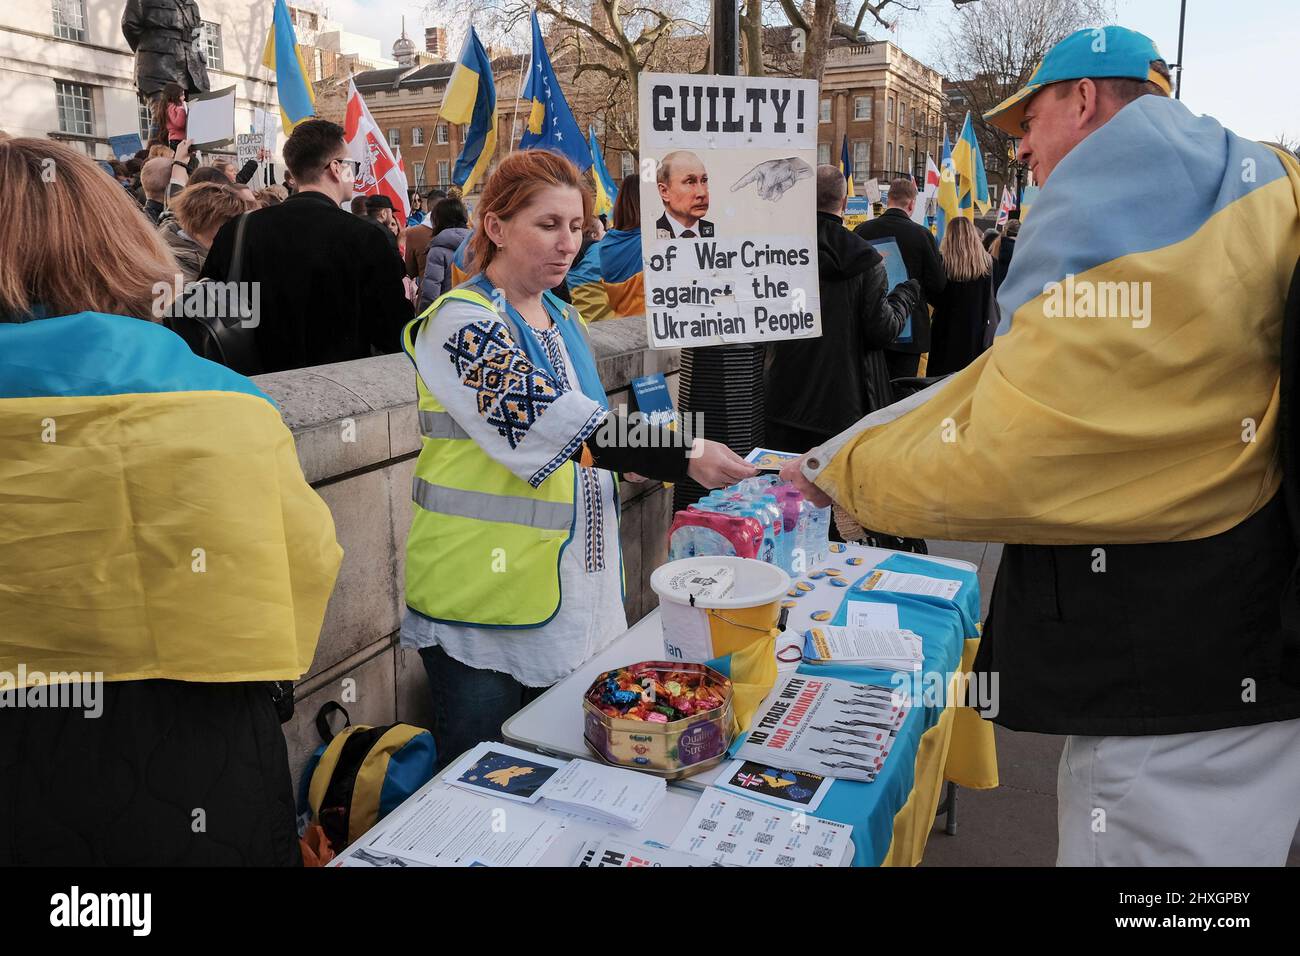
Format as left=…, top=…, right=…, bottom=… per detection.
left=984, top=26, right=1171, bottom=136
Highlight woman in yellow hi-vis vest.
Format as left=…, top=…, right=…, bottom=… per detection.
left=401, top=150, right=755, bottom=766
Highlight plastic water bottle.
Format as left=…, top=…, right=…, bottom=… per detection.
left=758, top=493, right=791, bottom=572
left=774, top=486, right=808, bottom=574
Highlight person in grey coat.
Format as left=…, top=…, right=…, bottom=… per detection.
left=417, top=198, right=471, bottom=313
left=122, top=0, right=212, bottom=101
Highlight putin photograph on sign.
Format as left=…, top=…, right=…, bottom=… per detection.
left=655, top=150, right=715, bottom=238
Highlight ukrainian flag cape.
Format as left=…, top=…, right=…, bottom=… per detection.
left=809, top=96, right=1300, bottom=544
left=565, top=240, right=613, bottom=322
left=598, top=228, right=645, bottom=318
left=0, top=313, right=342, bottom=685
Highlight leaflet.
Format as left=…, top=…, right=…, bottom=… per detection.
left=734, top=674, right=909, bottom=782
left=670, top=787, right=853, bottom=867
left=803, top=626, right=923, bottom=670
left=341, top=784, right=560, bottom=867
left=858, top=568, right=962, bottom=601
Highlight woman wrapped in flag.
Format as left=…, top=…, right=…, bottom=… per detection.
left=0, top=137, right=342, bottom=865
left=400, top=150, right=755, bottom=765
left=599, top=174, right=645, bottom=318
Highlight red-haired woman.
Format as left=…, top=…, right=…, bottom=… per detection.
left=400, top=149, right=754, bottom=765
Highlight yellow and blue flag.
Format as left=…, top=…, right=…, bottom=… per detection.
left=441, top=26, right=498, bottom=194
left=565, top=240, right=614, bottom=321
left=261, top=0, right=317, bottom=135
left=935, top=129, right=959, bottom=242
left=952, top=111, right=989, bottom=220
left=0, top=312, right=341, bottom=685
left=519, top=12, right=591, bottom=172
left=589, top=125, right=617, bottom=218
left=598, top=227, right=644, bottom=317
left=839, top=135, right=855, bottom=200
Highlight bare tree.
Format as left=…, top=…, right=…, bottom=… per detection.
left=760, top=0, right=923, bottom=81
left=933, top=0, right=1114, bottom=181
left=1272, top=131, right=1300, bottom=157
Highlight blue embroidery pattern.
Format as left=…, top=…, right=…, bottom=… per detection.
left=444, top=320, right=561, bottom=449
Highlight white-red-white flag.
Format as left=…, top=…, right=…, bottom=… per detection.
left=912, top=152, right=941, bottom=225
left=343, top=78, right=410, bottom=220
left=996, top=185, right=1016, bottom=226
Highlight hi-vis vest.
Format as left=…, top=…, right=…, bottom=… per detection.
left=402, top=288, right=609, bottom=628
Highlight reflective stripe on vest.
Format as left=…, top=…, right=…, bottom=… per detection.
left=411, top=476, right=573, bottom=531
left=418, top=409, right=470, bottom=440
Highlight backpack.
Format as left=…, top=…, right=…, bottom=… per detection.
left=298, top=702, right=437, bottom=854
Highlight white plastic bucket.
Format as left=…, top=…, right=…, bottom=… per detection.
left=651, top=557, right=791, bottom=663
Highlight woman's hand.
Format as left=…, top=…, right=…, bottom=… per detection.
left=686, top=439, right=759, bottom=489
left=173, top=138, right=192, bottom=165
left=779, top=454, right=832, bottom=508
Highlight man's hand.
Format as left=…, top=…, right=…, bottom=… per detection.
left=731, top=157, right=813, bottom=202
left=779, top=453, right=832, bottom=508
left=687, top=439, right=759, bottom=488
left=173, top=138, right=192, bottom=165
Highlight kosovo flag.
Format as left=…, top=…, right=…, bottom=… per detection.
left=519, top=12, right=591, bottom=172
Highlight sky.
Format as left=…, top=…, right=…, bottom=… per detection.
left=329, top=0, right=1300, bottom=144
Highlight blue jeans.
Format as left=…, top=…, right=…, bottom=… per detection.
left=418, top=645, right=548, bottom=771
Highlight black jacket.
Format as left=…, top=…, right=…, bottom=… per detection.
left=1, top=680, right=300, bottom=865
left=992, top=234, right=1016, bottom=293
left=854, top=208, right=945, bottom=355
left=121, top=0, right=211, bottom=97
left=927, top=273, right=995, bottom=377
left=766, top=212, right=918, bottom=437
left=201, top=190, right=413, bottom=373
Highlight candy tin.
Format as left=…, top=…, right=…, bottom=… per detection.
left=582, top=661, right=734, bottom=779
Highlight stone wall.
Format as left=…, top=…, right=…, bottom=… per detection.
left=251, top=315, right=677, bottom=791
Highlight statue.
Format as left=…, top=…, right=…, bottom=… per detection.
left=121, top=0, right=212, bottom=106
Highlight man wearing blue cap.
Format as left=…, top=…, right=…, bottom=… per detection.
left=785, top=26, right=1300, bottom=865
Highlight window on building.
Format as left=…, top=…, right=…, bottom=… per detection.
left=621, top=151, right=635, bottom=179
left=852, top=141, right=869, bottom=183
left=819, top=99, right=831, bottom=123
left=817, top=142, right=830, bottom=166
left=854, top=96, right=871, bottom=121
left=908, top=149, right=916, bottom=176
left=139, top=101, right=153, bottom=143
left=412, top=126, right=424, bottom=146
left=437, top=160, right=449, bottom=186
left=52, top=0, right=86, bottom=42
left=201, top=21, right=223, bottom=71
left=887, top=96, right=894, bottom=122
left=898, top=144, right=905, bottom=172
left=388, top=128, right=400, bottom=149
left=436, top=123, right=448, bottom=144
left=55, top=80, right=94, bottom=136
left=886, top=141, right=893, bottom=172
left=413, top=162, right=426, bottom=187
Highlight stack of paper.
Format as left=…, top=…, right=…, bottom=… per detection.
left=574, top=838, right=707, bottom=867
left=735, top=674, right=910, bottom=782
left=539, top=759, right=667, bottom=829
left=670, top=788, right=853, bottom=866
left=802, top=625, right=923, bottom=671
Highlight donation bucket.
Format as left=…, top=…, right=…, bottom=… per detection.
left=650, top=557, right=790, bottom=663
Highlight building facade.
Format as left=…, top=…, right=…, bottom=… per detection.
left=818, top=36, right=946, bottom=193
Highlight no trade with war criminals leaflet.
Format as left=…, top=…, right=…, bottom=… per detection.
left=640, top=73, right=823, bottom=351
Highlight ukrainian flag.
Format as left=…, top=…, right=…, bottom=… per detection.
left=589, top=125, right=617, bottom=218
left=935, top=130, right=959, bottom=242
left=442, top=27, right=498, bottom=195
left=0, top=312, right=342, bottom=685
left=839, top=135, right=855, bottom=199
left=261, top=0, right=317, bottom=135
left=598, top=227, right=644, bottom=317
left=519, top=12, right=591, bottom=172
left=565, top=240, right=613, bottom=322
left=449, top=228, right=474, bottom=288
left=952, top=111, right=990, bottom=220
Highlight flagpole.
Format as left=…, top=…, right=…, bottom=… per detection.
left=510, top=12, right=533, bottom=154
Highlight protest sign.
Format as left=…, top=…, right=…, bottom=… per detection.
left=186, top=86, right=236, bottom=149
left=236, top=132, right=264, bottom=169
left=638, top=73, right=821, bottom=349
left=108, top=133, right=144, bottom=160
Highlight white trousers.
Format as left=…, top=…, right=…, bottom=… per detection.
left=1057, top=717, right=1300, bottom=866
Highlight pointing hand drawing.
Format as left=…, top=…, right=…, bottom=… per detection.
left=730, top=157, right=813, bottom=201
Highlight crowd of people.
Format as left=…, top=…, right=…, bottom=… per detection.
left=4, top=23, right=1300, bottom=869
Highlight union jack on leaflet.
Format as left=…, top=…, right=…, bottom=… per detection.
left=735, top=773, right=764, bottom=788
left=343, top=77, right=410, bottom=220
